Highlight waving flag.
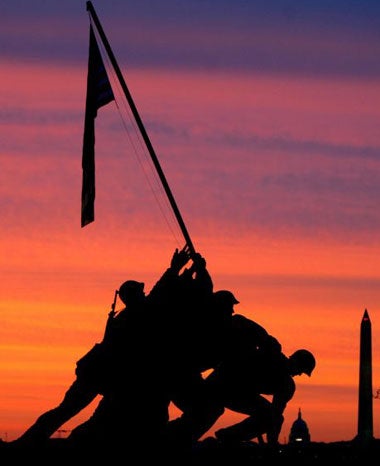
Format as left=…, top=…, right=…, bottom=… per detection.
left=81, top=24, right=114, bottom=227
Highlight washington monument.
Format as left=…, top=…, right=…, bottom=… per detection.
left=356, top=309, right=374, bottom=443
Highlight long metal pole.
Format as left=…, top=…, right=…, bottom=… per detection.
left=86, top=1, right=196, bottom=257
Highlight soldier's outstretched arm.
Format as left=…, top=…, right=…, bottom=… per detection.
left=170, top=246, right=191, bottom=273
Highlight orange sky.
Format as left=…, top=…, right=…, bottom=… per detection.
left=1, top=0, right=380, bottom=444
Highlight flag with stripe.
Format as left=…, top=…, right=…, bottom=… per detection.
left=81, top=24, right=115, bottom=227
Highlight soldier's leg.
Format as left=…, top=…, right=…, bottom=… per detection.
left=14, top=378, right=98, bottom=445
left=168, top=370, right=225, bottom=445
left=215, top=395, right=271, bottom=442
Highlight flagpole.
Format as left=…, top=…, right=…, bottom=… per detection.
left=86, top=1, right=196, bottom=257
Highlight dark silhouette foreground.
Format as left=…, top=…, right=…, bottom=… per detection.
left=7, top=247, right=317, bottom=459
left=1, top=437, right=379, bottom=465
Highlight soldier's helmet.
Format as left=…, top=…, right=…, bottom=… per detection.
left=290, top=349, right=316, bottom=376
left=118, top=280, right=145, bottom=304
left=213, top=290, right=239, bottom=305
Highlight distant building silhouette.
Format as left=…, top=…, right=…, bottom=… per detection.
left=355, top=309, right=374, bottom=444
left=288, top=408, right=310, bottom=444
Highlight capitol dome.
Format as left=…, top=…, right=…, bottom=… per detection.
left=288, top=408, right=310, bottom=444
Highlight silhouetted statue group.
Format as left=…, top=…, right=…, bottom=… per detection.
left=12, top=248, right=316, bottom=458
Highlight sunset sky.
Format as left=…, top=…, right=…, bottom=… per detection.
left=1, top=0, right=380, bottom=443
